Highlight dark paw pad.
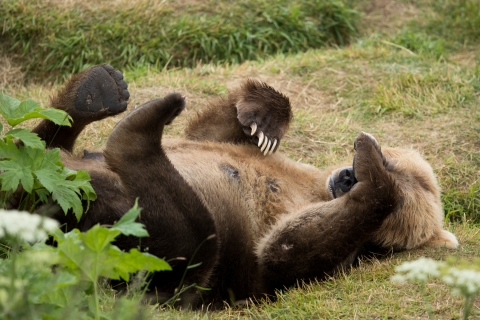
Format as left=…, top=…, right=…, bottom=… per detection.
left=74, top=64, right=129, bottom=118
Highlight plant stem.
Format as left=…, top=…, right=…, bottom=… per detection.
left=94, top=281, right=100, bottom=320
left=7, top=242, right=18, bottom=316
left=463, top=295, right=475, bottom=320
left=422, top=283, right=433, bottom=319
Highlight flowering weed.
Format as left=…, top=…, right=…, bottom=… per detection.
left=0, top=202, right=170, bottom=320
left=393, top=257, right=480, bottom=319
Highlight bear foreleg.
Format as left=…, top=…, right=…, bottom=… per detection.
left=185, top=80, right=292, bottom=155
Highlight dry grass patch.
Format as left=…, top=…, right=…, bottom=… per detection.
left=356, top=0, right=420, bottom=35
left=0, top=55, right=24, bottom=87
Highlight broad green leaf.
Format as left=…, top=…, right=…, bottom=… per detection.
left=70, top=169, right=97, bottom=202
left=35, top=162, right=91, bottom=220
left=0, top=138, right=21, bottom=159
left=104, top=248, right=171, bottom=281
left=125, top=249, right=171, bottom=272
left=42, top=148, right=64, bottom=166
left=16, top=98, right=38, bottom=114
left=6, top=108, right=72, bottom=127
left=0, top=92, right=21, bottom=113
left=35, top=167, right=64, bottom=192
left=35, top=108, right=72, bottom=126
left=35, top=188, right=50, bottom=203
left=56, top=229, right=98, bottom=280
left=0, top=93, right=72, bottom=127
left=35, top=273, right=83, bottom=308
left=55, top=225, right=170, bottom=284
left=82, top=225, right=121, bottom=253
left=111, top=199, right=148, bottom=237
left=0, top=159, right=34, bottom=192
left=5, top=128, right=46, bottom=149
left=50, top=183, right=84, bottom=220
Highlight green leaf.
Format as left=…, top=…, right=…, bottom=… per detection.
left=111, top=199, right=148, bottom=237
left=56, top=225, right=170, bottom=283
left=5, top=128, right=46, bottom=149
left=83, top=225, right=121, bottom=253
left=35, top=272, right=83, bottom=308
left=56, top=229, right=99, bottom=281
left=34, top=166, right=64, bottom=191
left=50, top=183, right=85, bottom=220
left=70, top=169, right=97, bottom=202
left=35, top=188, right=50, bottom=203
left=106, top=248, right=171, bottom=281
left=0, top=93, right=72, bottom=127
left=0, top=159, right=34, bottom=192
left=42, top=147, right=64, bottom=166
left=34, top=154, right=95, bottom=220
left=0, top=138, right=21, bottom=159
left=0, top=116, right=93, bottom=218
left=0, top=92, right=21, bottom=112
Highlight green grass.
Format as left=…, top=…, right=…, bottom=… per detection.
left=0, top=0, right=358, bottom=81
left=151, top=223, right=480, bottom=319
left=422, top=0, right=480, bottom=45
left=1, top=0, right=480, bottom=318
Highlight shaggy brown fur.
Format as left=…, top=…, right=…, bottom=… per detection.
left=28, top=65, right=457, bottom=308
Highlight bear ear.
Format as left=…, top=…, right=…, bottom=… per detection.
left=425, top=229, right=459, bottom=249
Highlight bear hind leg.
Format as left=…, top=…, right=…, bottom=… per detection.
left=103, top=94, right=218, bottom=307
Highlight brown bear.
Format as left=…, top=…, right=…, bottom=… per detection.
left=27, top=64, right=457, bottom=308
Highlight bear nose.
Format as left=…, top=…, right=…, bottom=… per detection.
left=338, top=167, right=357, bottom=192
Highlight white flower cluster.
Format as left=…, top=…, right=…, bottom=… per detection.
left=442, top=268, right=480, bottom=296
left=0, top=209, right=59, bottom=243
left=392, top=257, right=444, bottom=283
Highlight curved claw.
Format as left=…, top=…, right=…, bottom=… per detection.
left=260, top=137, right=269, bottom=152
left=250, top=123, right=257, bottom=136
left=269, top=139, right=277, bottom=155
left=257, top=131, right=265, bottom=147
left=263, top=140, right=272, bottom=156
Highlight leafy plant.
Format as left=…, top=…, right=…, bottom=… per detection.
left=0, top=203, right=171, bottom=320
left=0, top=92, right=96, bottom=219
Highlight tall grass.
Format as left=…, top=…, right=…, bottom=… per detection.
left=426, top=0, right=480, bottom=45
left=0, top=0, right=358, bottom=81
left=402, top=0, right=480, bottom=49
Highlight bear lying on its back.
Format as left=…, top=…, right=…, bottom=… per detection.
left=22, top=64, right=457, bottom=308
